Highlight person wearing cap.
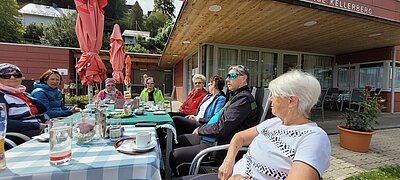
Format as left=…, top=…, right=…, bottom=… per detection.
left=97, top=78, right=124, bottom=101
left=139, top=77, right=164, bottom=103
left=31, top=69, right=81, bottom=118
left=0, top=63, right=49, bottom=137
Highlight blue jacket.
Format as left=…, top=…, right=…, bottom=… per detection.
left=31, top=82, right=72, bottom=118
left=196, top=92, right=226, bottom=124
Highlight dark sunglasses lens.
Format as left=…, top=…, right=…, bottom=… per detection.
left=0, top=73, right=22, bottom=79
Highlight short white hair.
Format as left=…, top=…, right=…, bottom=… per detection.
left=268, top=70, right=321, bottom=117
left=192, top=74, right=206, bottom=83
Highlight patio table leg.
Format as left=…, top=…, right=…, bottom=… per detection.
left=166, top=129, right=172, bottom=180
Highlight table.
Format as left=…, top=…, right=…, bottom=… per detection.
left=0, top=126, right=162, bottom=180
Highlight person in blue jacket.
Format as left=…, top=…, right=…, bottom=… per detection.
left=31, top=69, right=81, bottom=118
left=172, top=75, right=226, bottom=135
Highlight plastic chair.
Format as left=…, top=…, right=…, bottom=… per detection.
left=5, top=132, right=31, bottom=150
left=313, top=89, right=327, bottom=121
left=349, top=89, right=365, bottom=112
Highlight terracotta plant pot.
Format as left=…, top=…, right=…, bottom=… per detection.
left=337, top=125, right=375, bottom=153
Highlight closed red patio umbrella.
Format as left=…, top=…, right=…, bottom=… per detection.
left=74, top=0, right=107, bottom=86
left=124, top=55, right=132, bottom=86
left=109, top=24, right=125, bottom=84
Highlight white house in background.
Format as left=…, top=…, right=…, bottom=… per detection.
left=122, top=30, right=151, bottom=44
left=18, top=3, right=76, bottom=26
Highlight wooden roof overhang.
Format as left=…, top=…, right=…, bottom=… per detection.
left=161, top=0, right=400, bottom=67
left=71, top=49, right=162, bottom=70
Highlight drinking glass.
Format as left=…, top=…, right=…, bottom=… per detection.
left=0, top=103, right=7, bottom=169
left=108, top=116, right=122, bottom=141
left=49, top=117, right=72, bottom=166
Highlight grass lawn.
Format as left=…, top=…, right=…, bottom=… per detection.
left=346, top=166, right=400, bottom=180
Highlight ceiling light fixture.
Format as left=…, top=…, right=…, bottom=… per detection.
left=182, top=40, right=191, bottom=44
left=172, top=54, right=178, bottom=57
left=303, top=21, right=317, bottom=27
left=368, top=33, right=382, bottom=37
left=139, top=68, right=147, bottom=71
left=209, top=5, right=222, bottom=12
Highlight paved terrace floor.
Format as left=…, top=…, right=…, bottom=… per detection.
left=170, top=101, right=400, bottom=179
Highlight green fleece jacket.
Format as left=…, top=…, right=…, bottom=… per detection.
left=139, top=87, right=164, bottom=103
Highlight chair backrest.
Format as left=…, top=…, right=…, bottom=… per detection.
left=259, top=88, right=271, bottom=123
left=251, top=86, right=257, bottom=98
left=375, top=88, right=382, bottom=96
left=315, top=89, right=328, bottom=107
left=326, top=88, right=339, bottom=96
left=350, top=89, right=365, bottom=102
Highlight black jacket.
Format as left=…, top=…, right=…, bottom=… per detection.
left=197, top=85, right=258, bottom=145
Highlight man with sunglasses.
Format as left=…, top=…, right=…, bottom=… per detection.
left=0, top=63, right=49, bottom=138
left=170, top=65, right=259, bottom=176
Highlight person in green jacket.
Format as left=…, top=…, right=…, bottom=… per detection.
left=139, top=77, right=164, bottom=104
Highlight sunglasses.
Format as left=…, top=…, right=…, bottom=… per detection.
left=107, top=84, right=115, bottom=87
left=226, top=73, right=242, bottom=80
left=0, top=73, right=23, bottom=79
left=194, top=82, right=203, bottom=85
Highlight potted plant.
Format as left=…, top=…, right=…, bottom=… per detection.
left=337, top=89, right=385, bottom=152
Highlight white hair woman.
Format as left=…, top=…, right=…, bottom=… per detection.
left=169, top=74, right=208, bottom=117
left=218, top=70, right=331, bottom=180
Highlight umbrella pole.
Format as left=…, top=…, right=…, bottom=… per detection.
left=88, top=85, right=93, bottom=104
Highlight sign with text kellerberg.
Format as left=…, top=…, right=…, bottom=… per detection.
left=299, top=0, right=400, bottom=23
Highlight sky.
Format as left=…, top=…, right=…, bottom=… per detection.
left=126, top=0, right=184, bottom=18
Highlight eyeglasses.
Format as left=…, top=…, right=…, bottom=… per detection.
left=147, top=83, right=154, bottom=85
left=226, top=73, right=242, bottom=80
left=194, top=82, right=203, bottom=85
left=0, top=73, right=23, bottom=79
left=107, top=84, right=115, bottom=87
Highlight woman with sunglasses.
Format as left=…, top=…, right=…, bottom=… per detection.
left=97, top=78, right=124, bottom=101
left=31, top=69, right=81, bottom=118
left=139, top=77, right=164, bottom=104
left=169, top=74, right=208, bottom=117
left=173, top=75, right=226, bottom=135
left=0, top=63, right=49, bottom=137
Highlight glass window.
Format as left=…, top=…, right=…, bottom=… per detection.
left=283, top=54, right=298, bottom=73
left=389, top=62, right=400, bottom=88
left=302, top=55, right=333, bottom=89
left=217, top=48, right=238, bottom=77
left=359, top=63, right=383, bottom=89
left=240, top=50, right=259, bottom=87
left=337, top=66, right=356, bottom=91
left=260, top=52, right=277, bottom=87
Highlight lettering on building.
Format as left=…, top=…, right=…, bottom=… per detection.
left=303, top=0, right=373, bottom=15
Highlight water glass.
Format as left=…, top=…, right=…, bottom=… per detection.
left=49, top=117, right=72, bottom=166
left=108, top=116, right=122, bottom=141
left=0, top=103, right=7, bottom=169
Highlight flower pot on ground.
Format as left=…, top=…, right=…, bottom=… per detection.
left=337, top=89, right=385, bottom=153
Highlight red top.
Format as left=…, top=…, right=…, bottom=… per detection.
left=12, top=93, right=38, bottom=115
left=180, top=88, right=208, bottom=115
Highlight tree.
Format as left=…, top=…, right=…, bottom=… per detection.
left=40, top=13, right=79, bottom=47
left=154, top=0, right=175, bottom=19
left=129, top=1, right=144, bottom=30
left=24, top=23, right=44, bottom=43
left=143, top=11, right=170, bottom=37
left=0, top=0, right=25, bottom=43
left=104, top=0, right=127, bottom=33
left=125, top=44, right=149, bottom=54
